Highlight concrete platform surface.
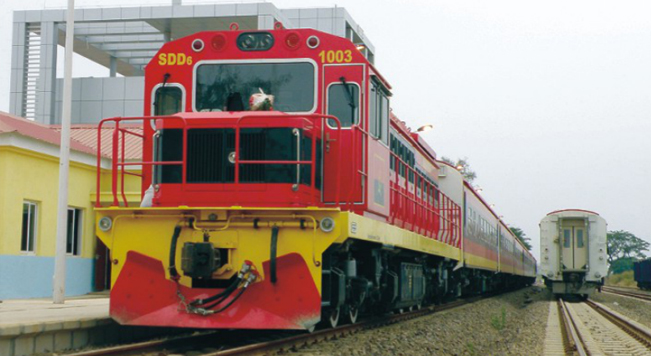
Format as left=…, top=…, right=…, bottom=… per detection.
left=0, top=295, right=116, bottom=356
left=0, top=294, right=109, bottom=328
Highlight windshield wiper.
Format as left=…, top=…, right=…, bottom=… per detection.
left=153, top=73, right=171, bottom=112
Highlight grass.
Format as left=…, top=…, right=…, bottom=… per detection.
left=490, top=306, right=507, bottom=331
left=606, top=270, right=636, bottom=288
left=466, top=342, right=476, bottom=355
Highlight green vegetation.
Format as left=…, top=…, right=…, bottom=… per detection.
left=606, top=270, right=636, bottom=288
left=607, top=230, right=649, bottom=274
left=440, top=157, right=477, bottom=183
left=610, top=257, right=636, bottom=275
left=510, top=226, right=532, bottom=251
left=490, top=306, right=507, bottom=331
left=466, top=342, right=476, bottom=355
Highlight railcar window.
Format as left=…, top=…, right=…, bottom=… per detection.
left=369, top=78, right=390, bottom=145
left=153, top=86, right=183, bottom=115
left=327, top=84, right=359, bottom=127
left=577, top=229, right=584, bottom=248
left=195, top=62, right=314, bottom=112
left=563, top=229, right=571, bottom=248
left=380, top=94, right=389, bottom=145
left=370, top=82, right=378, bottom=135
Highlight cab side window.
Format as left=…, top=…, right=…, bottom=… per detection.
left=153, top=86, right=183, bottom=115
left=369, top=78, right=390, bottom=145
left=327, top=84, right=359, bottom=127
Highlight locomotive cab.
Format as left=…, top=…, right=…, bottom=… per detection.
left=137, top=29, right=381, bottom=210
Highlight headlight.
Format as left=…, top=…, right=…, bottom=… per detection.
left=320, top=217, right=335, bottom=233
left=99, top=217, right=113, bottom=232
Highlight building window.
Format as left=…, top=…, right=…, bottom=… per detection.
left=21, top=201, right=38, bottom=252
left=67, top=208, right=83, bottom=256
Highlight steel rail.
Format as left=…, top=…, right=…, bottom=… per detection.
left=557, top=299, right=589, bottom=356
left=585, top=299, right=651, bottom=350
left=63, top=296, right=484, bottom=356
left=202, top=297, right=480, bottom=356
left=601, top=286, right=651, bottom=302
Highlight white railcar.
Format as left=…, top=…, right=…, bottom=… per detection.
left=540, top=209, right=608, bottom=297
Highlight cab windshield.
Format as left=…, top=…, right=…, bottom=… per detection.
left=195, top=62, right=315, bottom=112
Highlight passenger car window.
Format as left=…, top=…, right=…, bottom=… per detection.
left=563, top=229, right=571, bottom=248
left=576, top=229, right=584, bottom=248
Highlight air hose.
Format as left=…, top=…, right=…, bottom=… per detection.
left=168, top=225, right=182, bottom=279
left=191, top=276, right=241, bottom=306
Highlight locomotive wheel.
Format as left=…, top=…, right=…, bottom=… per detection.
left=327, top=307, right=340, bottom=328
left=347, top=306, right=359, bottom=324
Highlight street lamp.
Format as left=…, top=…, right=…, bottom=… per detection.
left=416, top=124, right=434, bottom=133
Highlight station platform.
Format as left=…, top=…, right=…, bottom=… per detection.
left=0, top=293, right=179, bottom=356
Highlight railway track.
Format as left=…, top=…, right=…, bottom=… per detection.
left=601, top=286, right=651, bottom=302
left=550, top=298, right=651, bottom=356
left=64, top=296, right=482, bottom=356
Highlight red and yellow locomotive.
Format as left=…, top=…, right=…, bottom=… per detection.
left=95, top=25, right=535, bottom=331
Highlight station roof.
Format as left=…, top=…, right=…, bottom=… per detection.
left=14, top=3, right=375, bottom=76
left=0, top=111, right=142, bottom=160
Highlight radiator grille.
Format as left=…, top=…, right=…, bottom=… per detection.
left=156, top=128, right=320, bottom=187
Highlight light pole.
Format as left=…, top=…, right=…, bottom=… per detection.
left=53, top=0, right=76, bottom=304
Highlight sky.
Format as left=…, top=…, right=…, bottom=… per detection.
left=1, top=0, right=650, bottom=261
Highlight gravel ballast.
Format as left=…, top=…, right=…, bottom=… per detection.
left=590, top=290, right=651, bottom=329
left=294, top=286, right=551, bottom=356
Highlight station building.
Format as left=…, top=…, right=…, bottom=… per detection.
left=2, top=2, right=374, bottom=299
left=0, top=112, right=141, bottom=299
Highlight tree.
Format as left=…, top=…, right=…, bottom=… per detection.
left=607, top=230, right=649, bottom=273
left=441, top=156, right=477, bottom=183
left=509, top=226, right=532, bottom=251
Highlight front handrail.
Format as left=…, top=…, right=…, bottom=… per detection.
left=97, top=113, right=345, bottom=208
left=96, top=115, right=188, bottom=207
left=234, top=113, right=343, bottom=206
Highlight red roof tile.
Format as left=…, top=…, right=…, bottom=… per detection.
left=0, top=111, right=143, bottom=160
left=0, top=111, right=95, bottom=155
left=51, top=124, right=143, bottom=160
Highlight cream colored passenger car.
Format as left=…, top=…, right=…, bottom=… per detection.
left=540, top=209, right=608, bottom=297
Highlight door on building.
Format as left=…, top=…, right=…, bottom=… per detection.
left=561, top=220, right=588, bottom=270
left=94, top=238, right=111, bottom=291
left=322, top=63, right=365, bottom=204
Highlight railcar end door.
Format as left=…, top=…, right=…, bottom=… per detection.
left=561, top=219, right=588, bottom=270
